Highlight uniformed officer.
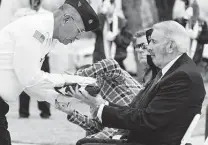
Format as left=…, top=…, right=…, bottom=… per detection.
left=15, top=0, right=52, bottom=119
left=0, top=0, right=99, bottom=144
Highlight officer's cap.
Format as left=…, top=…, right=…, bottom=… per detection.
left=65, top=0, right=99, bottom=32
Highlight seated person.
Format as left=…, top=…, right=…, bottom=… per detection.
left=66, top=21, right=206, bottom=145
left=133, top=29, right=160, bottom=86
left=55, top=29, right=159, bottom=141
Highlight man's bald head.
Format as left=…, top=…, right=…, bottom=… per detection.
left=148, top=20, right=190, bottom=68
left=153, top=20, right=190, bottom=53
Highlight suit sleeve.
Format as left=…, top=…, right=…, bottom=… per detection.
left=101, top=72, right=191, bottom=131
left=67, top=110, right=103, bottom=135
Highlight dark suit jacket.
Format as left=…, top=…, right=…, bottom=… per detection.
left=175, top=18, right=208, bottom=64
left=101, top=53, right=206, bottom=145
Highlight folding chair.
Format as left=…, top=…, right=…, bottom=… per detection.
left=204, top=137, right=208, bottom=145
left=180, top=114, right=201, bottom=145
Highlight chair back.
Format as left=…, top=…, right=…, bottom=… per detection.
left=204, top=137, right=208, bottom=145
left=181, top=114, right=201, bottom=145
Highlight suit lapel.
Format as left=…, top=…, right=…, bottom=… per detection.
left=134, top=53, right=191, bottom=108
left=162, top=53, right=190, bottom=79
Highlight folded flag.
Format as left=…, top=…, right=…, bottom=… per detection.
left=54, top=83, right=100, bottom=97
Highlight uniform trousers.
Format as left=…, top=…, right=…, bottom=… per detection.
left=0, top=97, right=11, bottom=145
left=0, top=117, right=11, bottom=145
left=19, top=56, right=51, bottom=117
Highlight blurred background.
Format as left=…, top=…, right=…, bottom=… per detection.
left=0, top=0, right=208, bottom=145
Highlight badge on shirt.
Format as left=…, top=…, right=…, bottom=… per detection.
left=33, top=30, right=45, bottom=44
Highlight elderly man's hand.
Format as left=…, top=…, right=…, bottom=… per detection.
left=68, top=85, right=106, bottom=107
left=55, top=99, right=74, bottom=116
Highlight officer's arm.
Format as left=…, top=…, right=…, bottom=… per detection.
left=13, top=29, right=95, bottom=105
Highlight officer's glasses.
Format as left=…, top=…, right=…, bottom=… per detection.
left=64, top=14, right=85, bottom=38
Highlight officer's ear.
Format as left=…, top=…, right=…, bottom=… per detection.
left=63, top=14, right=71, bottom=24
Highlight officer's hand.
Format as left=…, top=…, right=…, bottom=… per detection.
left=62, top=74, right=96, bottom=86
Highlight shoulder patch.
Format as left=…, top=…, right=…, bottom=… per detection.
left=33, top=30, right=45, bottom=44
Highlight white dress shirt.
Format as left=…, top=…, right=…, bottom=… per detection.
left=0, top=13, right=96, bottom=105
left=97, top=54, right=183, bottom=123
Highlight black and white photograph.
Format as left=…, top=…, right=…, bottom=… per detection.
left=0, top=0, right=208, bottom=145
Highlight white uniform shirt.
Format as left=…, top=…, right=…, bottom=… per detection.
left=13, top=7, right=51, bottom=21
left=0, top=12, right=96, bottom=105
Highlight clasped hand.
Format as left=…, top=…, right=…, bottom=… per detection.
left=67, top=85, right=105, bottom=108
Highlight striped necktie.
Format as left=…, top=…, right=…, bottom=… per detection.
left=135, top=70, right=163, bottom=109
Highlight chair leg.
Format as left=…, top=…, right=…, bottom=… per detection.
left=205, top=105, right=208, bottom=139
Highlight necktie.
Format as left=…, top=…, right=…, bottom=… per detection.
left=148, top=70, right=163, bottom=91
left=135, top=70, right=163, bottom=109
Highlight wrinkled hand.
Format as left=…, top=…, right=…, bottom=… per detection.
left=68, top=85, right=105, bottom=107
left=55, top=99, right=74, bottom=115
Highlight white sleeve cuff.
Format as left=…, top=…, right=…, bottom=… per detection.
left=104, top=101, right=109, bottom=105
left=97, top=101, right=109, bottom=123
left=112, top=135, right=122, bottom=140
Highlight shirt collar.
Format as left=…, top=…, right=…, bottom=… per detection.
left=161, top=54, right=182, bottom=77
left=42, top=12, right=54, bottom=48
left=46, top=12, right=54, bottom=40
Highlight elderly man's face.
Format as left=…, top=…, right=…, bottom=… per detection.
left=148, top=29, right=170, bottom=67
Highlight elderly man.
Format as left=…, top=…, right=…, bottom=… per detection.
left=133, top=29, right=160, bottom=85
left=68, top=21, right=206, bottom=145
left=0, top=0, right=99, bottom=144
